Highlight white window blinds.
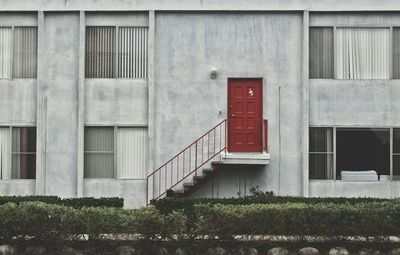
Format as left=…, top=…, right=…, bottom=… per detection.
left=0, top=128, right=10, bottom=179
left=13, top=27, right=38, bottom=78
left=118, top=27, right=148, bottom=79
left=0, top=27, right=12, bottom=79
left=336, top=28, right=390, bottom=79
left=117, top=127, right=147, bottom=179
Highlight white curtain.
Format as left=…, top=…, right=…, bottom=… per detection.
left=84, top=127, right=114, bottom=178
left=0, top=128, right=10, bottom=179
left=0, top=27, right=12, bottom=79
left=117, top=128, right=148, bottom=179
left=336, top=28, right=390, bottom=79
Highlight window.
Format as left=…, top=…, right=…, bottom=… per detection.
left=336, top=128, right=390, bottom=180
left=85, top=26, right=148, bottom=79
left=393, top=129, right=400, bottom=180
left=84, top=127, right=114, bottom=178
left=309, top=127, right=333, bottom=179
left=84, top=127, right=148, bottom=179
left=309, top=127, right=394, bottom=181
left=393, top=28, right=400, bottom=79
left=0, top=27, right=37, bottom=78
left=309, top=27, right=333, bottom=79
left=0, top=127, right=36, bottom=179
left=336, top=28, right=390, bottom=79
left=309, top=27, right=391, bottom=79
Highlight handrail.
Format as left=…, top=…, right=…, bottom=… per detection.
left=146, top=118, right=268, bottom=203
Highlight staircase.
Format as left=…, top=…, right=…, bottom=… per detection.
left=146, top=119, right=268, bottom=203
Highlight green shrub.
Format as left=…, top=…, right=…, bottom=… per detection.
left=0, top=202, right=187, bottom=243
left=151, top=195, right=392, bottom=216
left=0, top=196, right=124, bottom=208
left=194, top=201, right=400, bottom=237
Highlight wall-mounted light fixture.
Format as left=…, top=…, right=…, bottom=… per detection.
left=210, top=67, right=218, bottom=79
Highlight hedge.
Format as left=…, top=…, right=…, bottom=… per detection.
left=151, top=195, right=393, bottom=215
left=0, top=196, right=124, bottom=208
left=194, top=202, right=400, bottom=237
left=0, top=202, right=187, bottom=242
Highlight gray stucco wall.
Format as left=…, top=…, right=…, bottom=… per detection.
left=153, top=12, right=303, bottom=197
left=43, top=12, right=79, bottom=198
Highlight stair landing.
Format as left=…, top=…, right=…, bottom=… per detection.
left=221, top=152, right=270, bottom=165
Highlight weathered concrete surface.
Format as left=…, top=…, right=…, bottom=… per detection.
left=3, top=0, right=400, bottom=11
left=43, top=12, right=79, bottom=198
left=154, top=12, right=303, bottom=197
left=84, top=179, right=146, bottom=209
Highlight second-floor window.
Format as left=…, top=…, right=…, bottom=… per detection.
left=0, top=27, right=38, bottom=79
left=85, top=26, right=148, bottom=79
left=310, top=26, right=391, bottom=79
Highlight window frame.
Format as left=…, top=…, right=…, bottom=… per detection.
left=309, top=127, right=335, bottom=180
left=309, top=126, right=400, bottom=182
left=309, top=25, right=396, bottom=80
left=85, top=25, right=149, bottom=80
left=83, top=125, right=148, bottom=180
left=0, top=25, right=38, bottom=80
left=0, top=125, right=37, bottom=180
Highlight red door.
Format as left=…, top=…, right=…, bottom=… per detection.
left=228, top=78, right=263, bottom=152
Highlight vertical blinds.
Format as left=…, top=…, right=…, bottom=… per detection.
left=0, top=128, right=10, bottom=179
left=336, top=28, right=390, bottom=79
left=85, top=27, right=116, bottom=78
left=393, top=28, right=400, bottom=79
left=309, top=27, right=333, bottom=79
left=84, top=127, right=115, bottom=178
left=309, top=128, right=334, bottom=180
left=117, top=127, right=147, bottom=179
left=13, top=27, right=38, bottom=78
left=0, top=27, right=12, bottom=78
left=84, top=127, right=148, bottom=179
left=118, top=27, right=148, bottom=79
left=85, top=26, right=148, bottom=79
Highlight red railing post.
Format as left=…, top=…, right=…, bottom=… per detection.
left=264, top=119, right=268, bottom=152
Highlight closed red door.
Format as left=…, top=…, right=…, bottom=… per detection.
left=228, top=78, right=263, bottom=152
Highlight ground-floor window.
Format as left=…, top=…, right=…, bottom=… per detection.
left=309, top=127, right=397, bottom=181
left=84, top=126, right=148, bottom=179
left=0, top=126, right=36, bottom=179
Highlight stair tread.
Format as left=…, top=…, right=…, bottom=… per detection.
left=183, top=182, right=195, bottom=187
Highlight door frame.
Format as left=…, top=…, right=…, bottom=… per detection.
left=227, top=77, right=264, bottom=153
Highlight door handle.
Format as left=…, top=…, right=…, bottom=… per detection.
left=231, top=114, right=235, bottom=118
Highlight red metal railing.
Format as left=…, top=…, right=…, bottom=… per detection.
left=146, top=119, right=268, bottom=203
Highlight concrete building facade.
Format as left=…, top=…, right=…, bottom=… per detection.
left=1, top=0, right=400, bottom=208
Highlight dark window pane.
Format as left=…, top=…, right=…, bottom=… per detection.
left=336, top=128, right=389, bottom=179
left=309, top=127, right=333, bottom=152
left=12, top=154, right=36, bottom=179
left=12, top=127, right=36, bottom=153
left=393, top=28, right=400, bottom=79
left=85, top=26, right=115, bottom=78
left=309, top=153, right=333, bottom=179
left=309, top=27, right=333, bottom=79
left=393, top=155, right=400, bottom=181
left=394, top=129, right=400, bottom=153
